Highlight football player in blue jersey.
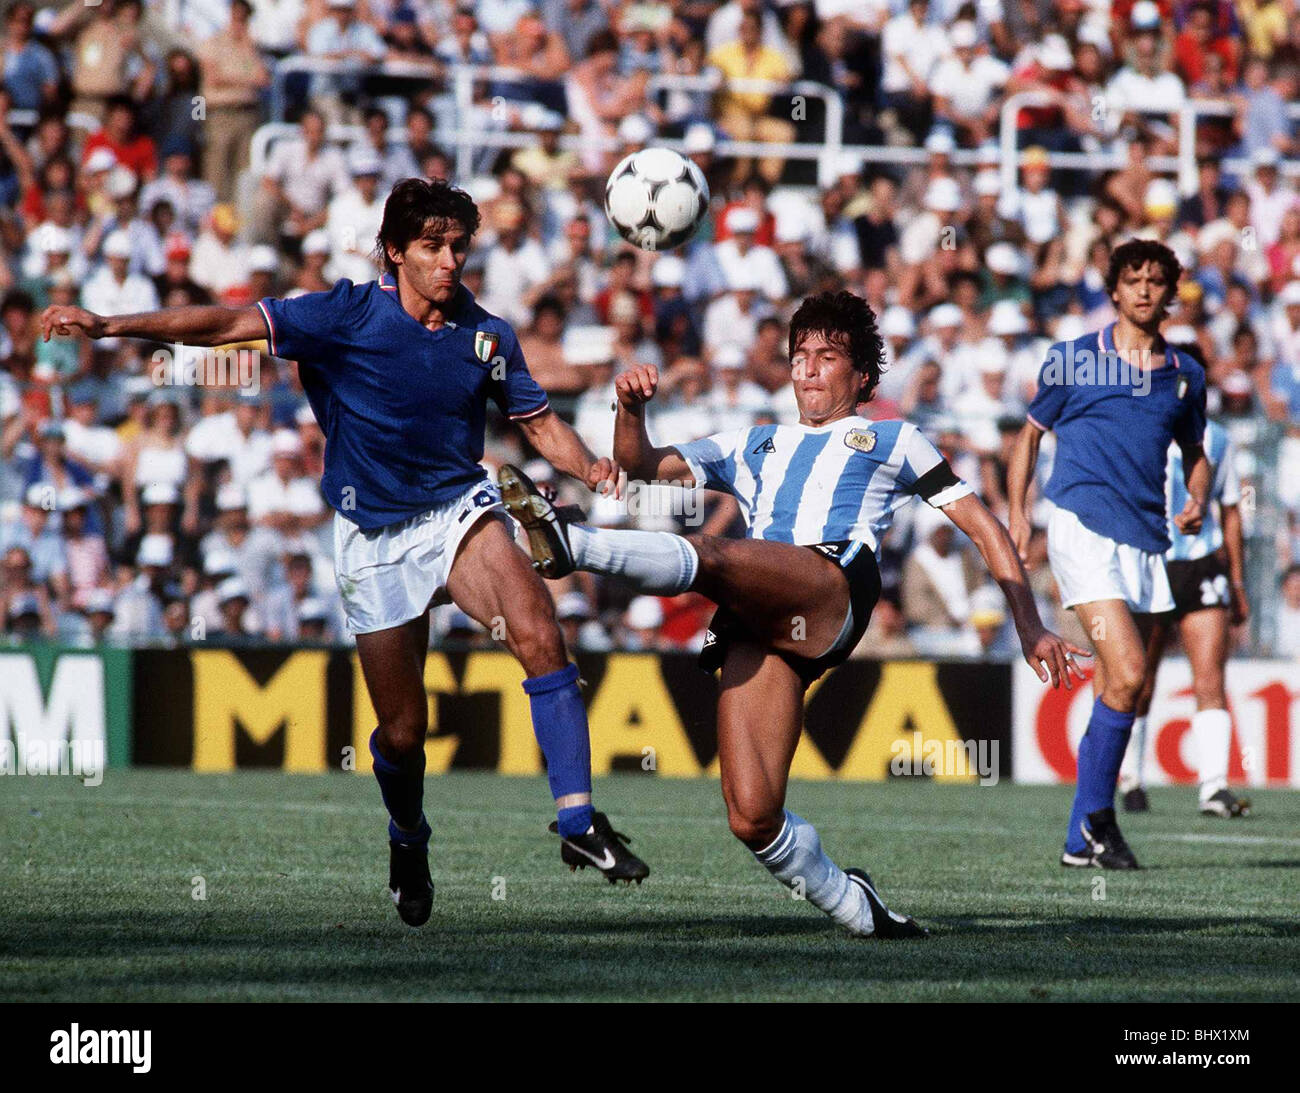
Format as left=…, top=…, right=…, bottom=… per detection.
left=499, top=290, right=1086, bottom=938
left=1120, top=418, right=1251, bottom=818
left=1008, top=239, right=1212, bottom=870
left=40, top=179, right=649, bottom=927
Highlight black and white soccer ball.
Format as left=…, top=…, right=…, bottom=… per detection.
left=604, top=148, right=710, bottom=252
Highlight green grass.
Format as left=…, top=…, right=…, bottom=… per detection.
left=2, top=770, right=1297, bottom=1001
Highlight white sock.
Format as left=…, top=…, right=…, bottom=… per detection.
left=1119, top=715, right=1147, bottom=792
left=1193, top=708, right=1232, bottom=802
left=753, top=810, right=873, bottom=936
left=568, top=524, right=699, bottom=595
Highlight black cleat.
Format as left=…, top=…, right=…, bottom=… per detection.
left=388, top=841, right=433, bottom=926
left=498, top=463, right=584, bottom=579
left=548, top=811, right=650, bottom=885
left=1060, top=806, right=1141, bottom=869
left=1200, top=788, right=1251, bottom=818
left=1122, top=786, right=1150, bottom=813
left=844, top=868, right=929, bottom=939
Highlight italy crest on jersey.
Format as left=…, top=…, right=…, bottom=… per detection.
left=474, top=330, right=499, bottom=363
left=844, top=428, right=877, bottom=453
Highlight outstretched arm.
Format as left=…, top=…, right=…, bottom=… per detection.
left=40, top=305, right=269, bottom=348
left=613, top=364, right=695, bottom=483
left=1006, top=420, right=1044, bottom=562
left=515, top=408, right=620, bottom=498
left=940, top=491, right=1090, bottom=688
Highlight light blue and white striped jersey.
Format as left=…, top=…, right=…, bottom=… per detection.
left=1166, top=419, right=1240, bottom=561
left=674, top=416, right=973, bottom=555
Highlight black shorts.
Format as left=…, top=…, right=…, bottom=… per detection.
left=1165, top=554, right=1232, bottom=618
left=698, top=540, right=881, bottom=687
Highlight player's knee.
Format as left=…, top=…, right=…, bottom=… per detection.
left=726, top=797, right=783, bottom=849
left=684, top=534, right=724, bottom=576
left=377, top=707, right=428, bottom=758
left=1107, top=660, right=1147, bottom=707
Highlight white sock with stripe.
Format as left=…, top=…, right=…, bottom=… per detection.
left=1193, top=708, right=1232, bottom=803
left=753, top=810, right=873, bottom=936
left=567, top=524, right=698, bottom=595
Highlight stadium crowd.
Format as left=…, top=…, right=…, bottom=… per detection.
left=1, top=0, right=1299, bottom=657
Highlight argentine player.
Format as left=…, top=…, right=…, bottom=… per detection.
left=40, top=179, right=649, bottom=927
left=501, top=290, right=1086, bottom=938
left=1121, top=418, right=1251, bottom=818
left=1008, top=239, right=1211, bottom=870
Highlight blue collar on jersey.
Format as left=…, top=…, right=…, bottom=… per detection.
left=1099, top=322, right=1177, bottom=369
left=376, top=272, right=470, bottom=329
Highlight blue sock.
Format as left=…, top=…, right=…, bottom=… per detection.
left=370, top=728, right=426, bottom=837
left=522, top=663, right=594, bottom=838
left=1065, top=698, right=1136, bottom=852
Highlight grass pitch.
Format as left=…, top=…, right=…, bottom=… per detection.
left=2, top=770, right=1297, bottom=1002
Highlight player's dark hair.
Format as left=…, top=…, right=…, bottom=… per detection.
left=787, top=291, right=887, bottom=402
left=376, top=178, right=482, bottom=275
left=1104, top=238, right=1182, bottom=297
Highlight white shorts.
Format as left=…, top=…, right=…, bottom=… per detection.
left=1047, top=506, right=1174, bottom=614
left=333, top=479, right=509, bottom=634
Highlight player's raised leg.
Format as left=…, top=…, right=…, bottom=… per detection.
left=445, top=514, right=649, bottom=883
left=718, top=640, right=927, bottom=938
left=357, top=614, right=435, bottom=926
left=1061, top=600, right=1156, bottom=869
left=1180, top=608, right=1250, bottom=817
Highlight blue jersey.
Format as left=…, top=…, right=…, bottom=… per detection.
left=674, top=416, right=972, bottom=555
left=258, top=275, right=548, bottom=530
left=1166, top=419, right=1239, bottom=561
left=1027, top=323, right=1206, bottom=554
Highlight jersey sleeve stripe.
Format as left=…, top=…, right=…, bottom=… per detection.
left=508, top=401, right=550, bottom=421
left=1026, top=412, right=1047, bottom=431
left=256, top=300, right=278, bottom=357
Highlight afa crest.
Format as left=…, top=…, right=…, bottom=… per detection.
left=474, top=330, right=500, bottom=363
left=844, top=428, right=877, bottom=453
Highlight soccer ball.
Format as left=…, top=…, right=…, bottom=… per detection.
left=604, top=147, right=710, bottom=252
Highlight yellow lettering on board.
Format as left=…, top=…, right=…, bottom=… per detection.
left=193, top=650, right=328, bottom=772
left=837, top=661, right=974, bottom=782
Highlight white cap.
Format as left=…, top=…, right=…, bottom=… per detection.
left=102, top=230, right=132, bottom=259
left=57, top=486, right=91, bottom=511
left=924, top=177, right=962, bottom=213
left=713, top=343, right=746, bottom=370
left=557, top=592, right=593, bottom=620
left=973, top=169, right=1002, bottom=197
left=1251, top=146, right=1281, bottom=169
left=618, top=114, right=654, bottom=145
left=651, top=255, right=686, bottom=288
left=625, top=595, right=663, bottom=630
left=348, top=147, right=383, bottom=176
left=1144, top=177, right=1178, bottom=215
left=106, top=166, right=136, bottom=200
left=1131, top=0, right=1161, bottom=29
left=727, top=263, right=764, bottom=292
left=987, top=300, right=1029, bottom=336
left=1053, top=314, right=1087, bottom=342
left=302, top=229, right=331, bottom=255
left=985, top=242, right=1022, bottom=276
left=297, top=596, right=331, bottom=623
left=563, top=325, right=617, bottom=366
left=880, top=305, right=916, bottom=339
left=271, top=429, right=303, bottom=456
left=1279, top=280, right=1300, bottom=306
left=85, top=147, right=117, bottom=174
left=774, top=209, right=810, bottom=244
left=215, top=484, right=247, bottom=511
left=913, top=501, right=950, bottom=541
left=950, top=20, right=978, bottom=49
left=519, top=102, right=564, bottom=131
left=137, top=533, right=174, bottom=567
left=927, top=302, right=964, bottom=329
left=35, top=224, right=73, bottom=254
left=682, top=123, right=716, bottom=154
left=23, top=483, right=52, bottom=508
left=725, top=206, right=760, bottom=234
left=217, top=576, right=251, bottom=604
left=141, top=482, right=179, bottom=506
left=247, top=244, right=278, bottom=273
left=294, top=402, right=317, bottom=426
left=1038, top=33, right=1074, bottom=71
left=977, top=343, right=1009, bottom=374
left=924, top=129, right=957, bottom=156
left=203, top=549, right=237, bottom=577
